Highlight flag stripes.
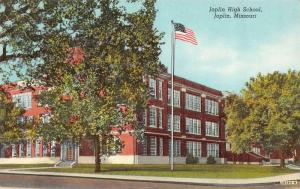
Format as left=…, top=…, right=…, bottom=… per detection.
left=175, top=28, right=198, bottom=45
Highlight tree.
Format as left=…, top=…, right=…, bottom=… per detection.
left=0, top=0, right=164, bottom=171
left=225, top=71, right=300, bottom=167
left=0, top=90, right=34, bottom=145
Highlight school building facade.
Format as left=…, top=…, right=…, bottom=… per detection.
left=0, top=73, right=298, bottom=165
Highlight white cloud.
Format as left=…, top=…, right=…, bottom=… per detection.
left=175, top=26, right=300, bottom=91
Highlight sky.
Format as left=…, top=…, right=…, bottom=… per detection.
left=154, top=0, right=300, bottom=92
left=1, top=1, right=300, bottom=92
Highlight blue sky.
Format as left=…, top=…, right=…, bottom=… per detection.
left=154, top=0, right=300, bottom=92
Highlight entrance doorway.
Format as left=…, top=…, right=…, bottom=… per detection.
left=66, top=145, right=73, bottom=161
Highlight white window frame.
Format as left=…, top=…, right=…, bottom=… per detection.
left=51, top=141, right=56, bottom=157
left=41, top=114, right=51, bottom=124
left=205, top=121, right=219, bottom=137
left=185, top=93, right=201, bottom=112
left=11, top=144, right=17, bottom=157
left=169, top=139, right=181, bottom=156
left=150, top=136, right=157, bottom=156
left=35, top=139, right=40, bottom=157
left=158, top=80, right=163, bottom=100
left=167, top=114, right=180, bottom=132
left=207, top=143, right=219, bottom=158
left=168, top=88, right=180, bottom=107
left=158, top=109, right=163, bottom=129
left=226, top=143, right=231, bottom=151
left=186, top=118, right=201, bottom=135
left=43, top=142, right=48, bottom=157
left=186, top=141, right=201, bottom=157
left=26, top=139, right=31, bottom=157
left=149, top=107, right=157, bottom=128
left=12, top=92, right=32, bottom=109
left=205, top=99, right=219, bottom=115
left=252, top=147, right=261, bottom=155
left=140, top=137, right=147, bottom=155
left=149, top=78, right=156, bottom=99
left=19, top=143, right=24, bottom=157
left=159, top=138, right=163, bottom=156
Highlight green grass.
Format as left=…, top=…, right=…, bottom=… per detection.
left=0, top=164, right=54, bottom=169
left=29, top=164, right=299, bottom=178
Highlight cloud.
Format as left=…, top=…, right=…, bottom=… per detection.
left=175, top=26, right=300, bottom=91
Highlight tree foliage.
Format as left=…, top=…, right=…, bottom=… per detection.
left=0, top=91, right=32, bottom=144
left=225, top=71, right=300, bottom=166
left=0, top=0, right=164, bottom=171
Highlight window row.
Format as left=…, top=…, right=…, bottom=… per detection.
left=10, top=140, right=56, bottom=158
left=149, top=78, right=219, bottom=115
left=141, top=137, right=220, bottom=158
left=16, top=114, right=51, bottom=125
left=149, top=109, right=219, bottom=137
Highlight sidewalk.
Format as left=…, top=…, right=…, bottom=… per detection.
left=0, top=167, right=299, bottom=186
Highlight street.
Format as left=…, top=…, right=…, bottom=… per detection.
left=0, top=174, right=299, bottom=189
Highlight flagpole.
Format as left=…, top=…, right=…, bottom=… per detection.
left=170, top=20, right=175, bottom=171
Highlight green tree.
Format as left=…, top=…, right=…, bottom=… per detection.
left=0, top=90, right=33, bottom=145
left=0, top=0, right=164, bottom=171
left=225, top=71, right=300, bottom=167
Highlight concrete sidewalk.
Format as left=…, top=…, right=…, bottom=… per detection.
left=0, top=168, right=299, bottom=186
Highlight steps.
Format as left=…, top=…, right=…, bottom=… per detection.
left=55, top=161, right=76, bottom=168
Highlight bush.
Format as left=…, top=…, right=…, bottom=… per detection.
left=186, top=154, right=199, bottom=164
left=207, top=155, right=216, bottom=164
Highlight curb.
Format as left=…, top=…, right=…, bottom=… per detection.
left=0, top=169, right=299, bottom=187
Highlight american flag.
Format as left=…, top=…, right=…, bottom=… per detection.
left=174, top=23, right=198, bottom=45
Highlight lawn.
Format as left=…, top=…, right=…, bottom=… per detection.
left=29, top=164, right=299, bottom=178
left=0, top=164, right=54, bottom=169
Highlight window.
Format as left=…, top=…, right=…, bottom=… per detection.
left=158, top=109, right=163, bottom=129
left=168, top=88, right=180, bottom=107
left=252, top=147, right=261, bottom=155
left=167, top=114, right=180, bottom=132
left=17, top=116, right=25, bottom=125
left=205, top=121, right=219, bottom=137
left=226, top=143, right=231, bottom=151
left=41, top=114, right=50, bottom=123
left=186, top=118, right=201, bottom=134
left=149, top=78, right=156, bottom=98
left=150, top=136, right=157, bottom=156
left=35, top=139, right=40, bottom=157
left=26, top=140, right=31, bottom=157
left=43, top=142, right=48, bottom=157
left=158, top=80, right=163, bottom=100
left=168, top=139, right=181, bottom=156
left=19, top=143, right=24, bottom=157
left=11, top=144, right=17, bottom=157
left=185, top=93, right=200, bottom=112
left=205, top=99, right=219, bottom=115
left=186, top=141, right=201, bottom=157
left=12, top=92, right=32, bottom=109
left=140, top=137, right=147, bottom=155
left=143, top=110, right=147, bottom=127
left=207, top=143, right=219, bottom=158
left=159, top=138, right=163, bottom=156
left=51, top=141, right=56, bottom=157
left=26, top=116, right=34, bottom=124
left=149, top=107, right=157, bottom=128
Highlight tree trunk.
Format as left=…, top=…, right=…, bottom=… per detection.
left=280, top=158, right=285, bottom=168
left=94, top=135, right=101, bottom=172
left=280, top=150, right=285, bottom=168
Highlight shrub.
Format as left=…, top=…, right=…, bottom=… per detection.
left=186, top=154, right=199, bottom=164
left=207, top=155, right=216, bottom=164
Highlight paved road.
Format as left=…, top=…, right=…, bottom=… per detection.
left=0, top=174, right=299, bottom=189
